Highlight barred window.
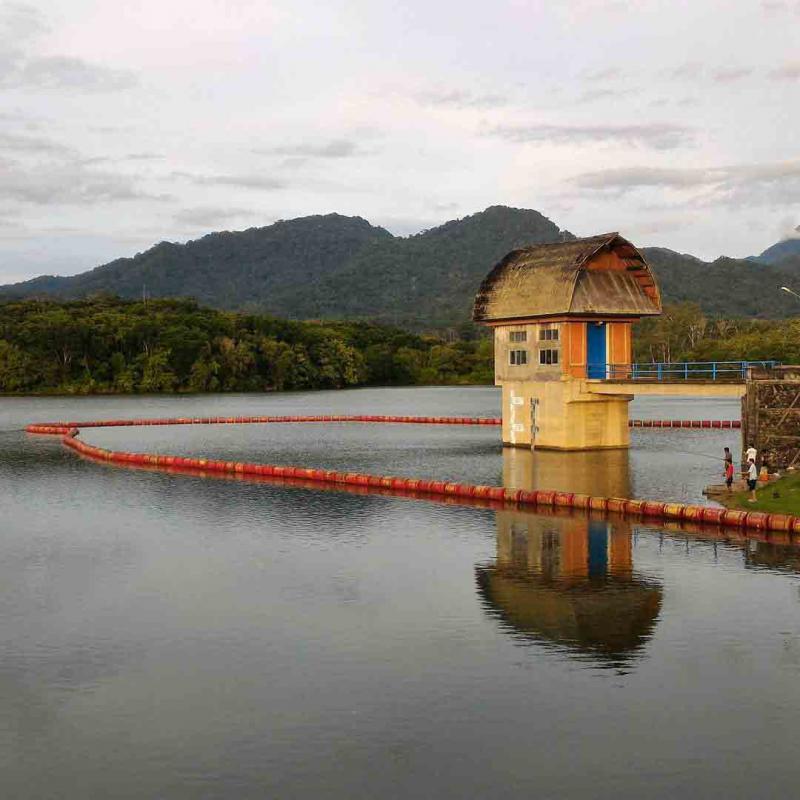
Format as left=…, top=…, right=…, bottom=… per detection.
left=509, top=330, right=527, bottom=343
left=539, top=349, right=559, bottom=365
left=509, top=349, right=528, bottom=366
left=539, top=327, right=559, bottom=341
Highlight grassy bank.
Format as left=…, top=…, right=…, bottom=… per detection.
left=716, top=471, right=800, bottom=515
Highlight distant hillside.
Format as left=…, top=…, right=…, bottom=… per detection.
left=0, top=213, right=393, bottom=310
left=642, top=247, right=800, bottom=317
left=0, top=207, right=571, bottom=328
left=3, top=206, right=800, bottom=326
left=753, top=227, right=800, bottom=265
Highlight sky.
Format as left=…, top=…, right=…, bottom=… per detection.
left=0, top=0, right=799, bottom=283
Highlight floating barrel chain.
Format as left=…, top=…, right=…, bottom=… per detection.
left=26, top=414, right=783, bottom=533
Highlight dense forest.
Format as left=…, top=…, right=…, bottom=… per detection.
left=1, top=297, right=796, bottom=395
left=3, top=206, right=800, bottom=327
left=0, top=297, right=492, bottom=394
left=633, top=302, right=800, bottom=364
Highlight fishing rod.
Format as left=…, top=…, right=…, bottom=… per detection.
left=672, top=448, right=728, bottom=462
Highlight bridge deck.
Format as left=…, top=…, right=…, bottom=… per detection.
left=589, top=380, right=746, bottom=397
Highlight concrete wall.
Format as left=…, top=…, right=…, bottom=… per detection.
left=494, top=322, right=562, bottom=384
left=501, top=379, right=632, bottom=450
left=495, top=318, right=633, bottom=383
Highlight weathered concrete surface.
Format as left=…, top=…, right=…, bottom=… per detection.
left=502, top=379, right=632, bottom=450
left=590, top=381, right=746, bottom=398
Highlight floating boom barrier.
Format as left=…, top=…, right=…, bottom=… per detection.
left=26, top=415, right=739, bottom=430
left=25, top=414, right=790, bottom=535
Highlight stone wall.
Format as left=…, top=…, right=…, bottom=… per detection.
left=742, top=380, right=800, bottom=469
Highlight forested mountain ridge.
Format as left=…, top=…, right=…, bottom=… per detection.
left=3, top=205, right=800, bottom=326
left=0, top=207, right=571, bottom=328
left=641, top=247, right=800, bottom=317
left=752, top=227, right=800, bottom=265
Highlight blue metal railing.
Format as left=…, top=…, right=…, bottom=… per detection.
left=586, top=360, right=781, bottom=381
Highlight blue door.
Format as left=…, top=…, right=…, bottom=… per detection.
left=587, top=322, right=607, bottom=379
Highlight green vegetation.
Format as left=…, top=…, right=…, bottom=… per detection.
left=3, top=206, right=800, bottom=327
left=642, top=248, right=800, bottom=319
left=0, top=297, right=492, bottom=394
left=634, top=302, right=800, bottom=364
left=717, top=472, right=800, bottom=515
left=0, top=207, right=571, bottom=329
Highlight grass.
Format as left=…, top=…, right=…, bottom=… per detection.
left=717, top=471, right=800, bottom=514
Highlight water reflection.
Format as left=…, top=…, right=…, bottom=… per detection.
left=502, top=446, right=631, bottom=497
left=476, top=512, right=662, bottom=666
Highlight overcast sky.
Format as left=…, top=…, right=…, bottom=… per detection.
left=1, top=0, right=799, bottom=283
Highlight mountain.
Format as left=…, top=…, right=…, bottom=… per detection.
left=0, top=213, right=393, bottom=310
left=3, top=205, right=800, bottom=326
left=641, top=247, right=800, bottom=317
left=753, top=227, right=800, bottom=265
left=0, top=206, right=571, bottom=328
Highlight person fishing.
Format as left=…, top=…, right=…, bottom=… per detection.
left=724, top=459, right=735, bottom=491
left=723, top=447, right=733, bottom=466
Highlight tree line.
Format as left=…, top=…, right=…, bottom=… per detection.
left=633, top=302, right=798, bottom=364
left=0, top=297, right=493, bottom=394
left=0, top=297, right=793, bottom=395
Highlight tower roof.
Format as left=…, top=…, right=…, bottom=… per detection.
left=473, top=232, right=661, bottom=323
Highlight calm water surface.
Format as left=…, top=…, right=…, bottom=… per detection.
left=2, top=387, right=798, bottom=799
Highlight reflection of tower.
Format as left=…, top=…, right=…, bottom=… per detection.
left=477, top=511, right=662, bottom=665
left=502, top=445, right=631, bottom=498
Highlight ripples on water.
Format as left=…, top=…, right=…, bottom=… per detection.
left=1, top=388, right=798, bottom=799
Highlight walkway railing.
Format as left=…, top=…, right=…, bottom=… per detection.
left=589, top=361, right=781, bottom=381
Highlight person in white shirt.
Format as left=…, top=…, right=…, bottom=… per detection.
left=747, top=458, right=758, bottom=502
left=746, top=444, right=757, bottom=464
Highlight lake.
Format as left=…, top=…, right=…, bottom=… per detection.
left=2, top=387, right=798, bottom=799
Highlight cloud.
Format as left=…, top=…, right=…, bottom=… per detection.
left=487, top=122, right=694, bottom=150
left=0, top=156, right=171, bottom=205
left=669, top=61, right=703, bottom=79
left=571, top=159, right=800, bottom=207
left=0, top=2, right=48, bottom=46
left=7, top=55, right=137, bottom=92
left=761, top=1, right=800, bottom=13
left=173, top=207, right=261, bottom=227
left=0, top=5, right=136, bottom=93
left=0, top=130, right=72, bottom=155
left=712, top=67, right=753, bottom=83
left=125, top=152, right=164, bottom=161
left=575, top=87, right=638, bottom=104
left=768, top=62, right=800, bottom=80
left=173, top=171, right=286, bottom=190
left=254, top=139, right=364, bottom=159
left=583, top=67, right=622, bottom=81
left=415, top=89, right=508, bottom=109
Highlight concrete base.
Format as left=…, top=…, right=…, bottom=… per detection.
left=501, top=379, right=633, bottom=450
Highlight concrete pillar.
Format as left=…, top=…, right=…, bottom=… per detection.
left=501, top=378, right=633, bottom=450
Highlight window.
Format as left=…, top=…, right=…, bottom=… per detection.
left=539, top=327, right=559, bottom=342
left=509, top=330, right=527, bottom=343
left=539, top=349, right=559, bottom=365
left=509, top=349, right=528, bottom=366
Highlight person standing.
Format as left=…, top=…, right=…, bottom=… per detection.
left=747, top=458, right=758, bottom=502
left=746, top=444, right=757, bottom=465
left=725, top=459, right=735, bottom=491
left=724, top=447, right=733, bottom=466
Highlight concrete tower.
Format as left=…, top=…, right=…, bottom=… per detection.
left=473, top=233, right=662, bottom=450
